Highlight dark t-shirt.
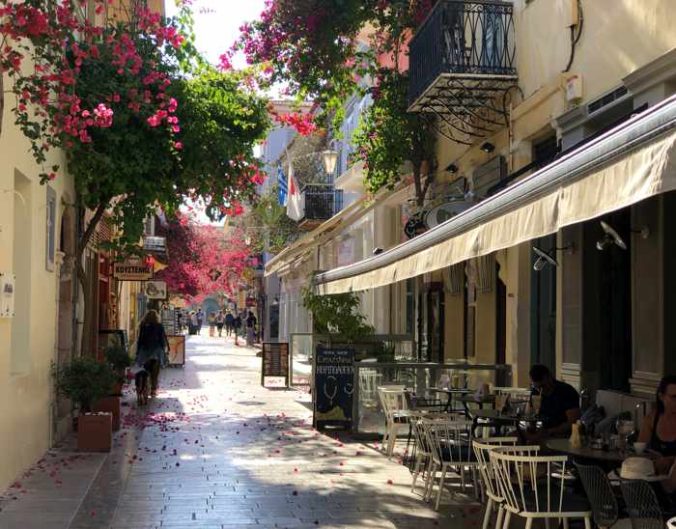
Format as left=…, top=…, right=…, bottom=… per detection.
left=538, top=380, right=580, bottom=429
left=137, top=322, right=167, bottom=351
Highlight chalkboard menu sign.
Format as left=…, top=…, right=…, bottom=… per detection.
left=261, top=342, right=289, bottom=388
left=313, top=346, right=355, bottom=430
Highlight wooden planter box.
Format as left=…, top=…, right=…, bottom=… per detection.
left=77, top=413, right=112, bottom=452
left=92, top=396, right=121, bottom=431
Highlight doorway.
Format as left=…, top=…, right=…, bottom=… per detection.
left=531, top=235, right=557, bottom=371
left=496, top=269, right=507, bottom=386
left=583, top=210, right=632, bottom=392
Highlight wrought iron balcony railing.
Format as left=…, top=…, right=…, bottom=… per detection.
left=409, top=0, right=516, bottom=106
left=408, top=1, right=518, bottom=143
left=300, top=184, right=343, bottom=228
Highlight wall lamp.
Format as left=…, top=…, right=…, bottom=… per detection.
left=445, top=163, right=458, bottom=174
left=532, top=244, right=575, bottom=271
left=595, top=220, right=649, bottom=251
left=480, top=142, right=495, bottom=154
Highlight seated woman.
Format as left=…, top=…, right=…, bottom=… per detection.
left=638, top=375, right=676, bottom=494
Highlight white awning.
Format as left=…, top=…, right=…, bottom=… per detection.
left=315, top=95, right=676, bottom=295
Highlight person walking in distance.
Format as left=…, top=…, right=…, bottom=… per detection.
left=208, top=311, right=216, bottom=337
left=215, top=310, right=225, bottom=337
left=246, top=311, right=257, bottom=346
left=233, top=313, right=242, bottom=346
left=196, top=308, right=203, bottom=335
left=135, top=310, right=169, bottom=397
left=225, top=311, right=234, bottom=337
left=189, top=311, right=198, bottom=335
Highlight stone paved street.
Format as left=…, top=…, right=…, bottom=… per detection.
left=0, top=335, right=481, bottom=529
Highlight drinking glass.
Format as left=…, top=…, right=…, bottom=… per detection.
left=531, top=394, right=542, bottom=416
left=616, top=419, right=634, bottom=452
left=495, top=394, right=508, bottom=414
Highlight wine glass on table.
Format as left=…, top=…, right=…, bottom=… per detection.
left=616, top=418, right=635, bottom=453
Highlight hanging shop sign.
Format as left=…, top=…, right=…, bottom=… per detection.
left=261, top=342, right=289, bottom=388
left=142, top=235, right=166, bottom=253
left=313, top=345, right=355, bottom=431
left=144, top=280, right=167, bottom=300
left=113, top=257, right=153, bottom=281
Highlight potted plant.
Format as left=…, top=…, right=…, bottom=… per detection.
left=104, top=345, right=132, bottom=395
left=54, top=357, right=117, bottom=451
left=93, top=346, right=132, bottom=431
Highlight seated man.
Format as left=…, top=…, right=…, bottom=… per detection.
left=528, top=364, right=581, bottom=440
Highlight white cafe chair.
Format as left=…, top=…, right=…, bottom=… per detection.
left=490, top=445, right=592, bottom=529
left=472, top=437, right=518, bottom=529
left=421, top=417, right=479, bottom=510
left=377, top=386, right=410, bottom=458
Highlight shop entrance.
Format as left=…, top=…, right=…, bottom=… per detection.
left=583, top=210, right=632, bottom=392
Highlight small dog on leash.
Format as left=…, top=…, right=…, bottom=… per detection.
left=135, top=367, right=150, bottom=406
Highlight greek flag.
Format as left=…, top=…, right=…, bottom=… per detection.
left=277, top=164, right=288, bottom=206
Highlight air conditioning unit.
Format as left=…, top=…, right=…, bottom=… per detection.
left=424, top=200, right=474, bottom=229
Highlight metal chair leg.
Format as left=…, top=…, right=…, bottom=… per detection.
left=481, top=497, right=494, bottom=529
left=435, top=466, right=448, bottom=510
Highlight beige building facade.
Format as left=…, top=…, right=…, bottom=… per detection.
left=272, top=0, right=676, bottom=399
left=0, top=73, right=77, bottom=490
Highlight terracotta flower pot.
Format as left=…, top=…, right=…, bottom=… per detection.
left=92, top=395, right=121, bottom=431
left=77, top=413, right=112, bottom=452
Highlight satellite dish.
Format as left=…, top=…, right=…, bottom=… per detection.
left=598, top=221, right=627, bottom=250
left=533, top=246, right=558, bottom=271
left=424, top=200, right=474, bottom=229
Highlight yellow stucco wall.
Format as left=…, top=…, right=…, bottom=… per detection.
left=0, top=72, right=75, bottom=490
left=516, top=0, right=676, bottom=102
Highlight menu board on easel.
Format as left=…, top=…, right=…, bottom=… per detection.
left=261, top=342, right=289, bottom=388
left=166, top=335, right=185, bottom=366
left=313, top=346, right=355, bottom=431
left=161, top=308, right=177, bottom=335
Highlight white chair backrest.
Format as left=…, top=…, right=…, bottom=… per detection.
left=410, top=415, right=431, bottom=454
left=378, top=387, right=408, bottom=419
left=422, top=418, right=474, bottom=465
left=360, top=369, right=380, bottom=398
left=472, top=437, right=518, bottom=501
left=491, top=446, right=573, bottom=515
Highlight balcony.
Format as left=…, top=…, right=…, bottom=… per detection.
left=299, top=184, right=343, bottom=231
left=408, top=0, right=517, bottom=144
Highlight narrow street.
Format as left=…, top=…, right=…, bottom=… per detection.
left=0, top=336, right=479, bottom=529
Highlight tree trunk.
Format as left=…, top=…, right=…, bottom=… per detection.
left=413, top=159, right=432, bottom=210
left=76, top=203, right=108, bottom=356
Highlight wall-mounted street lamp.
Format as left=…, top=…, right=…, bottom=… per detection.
left=321, top=149, right=339, bottom=175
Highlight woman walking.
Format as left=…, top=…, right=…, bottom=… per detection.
left=233, top=313, right=242, bottom=346
left=215, top=310, right=225, bottom=337
left=136, top=310, right=169, bottom=396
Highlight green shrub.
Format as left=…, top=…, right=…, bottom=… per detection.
left=53, top=357, right=117, bottom=413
